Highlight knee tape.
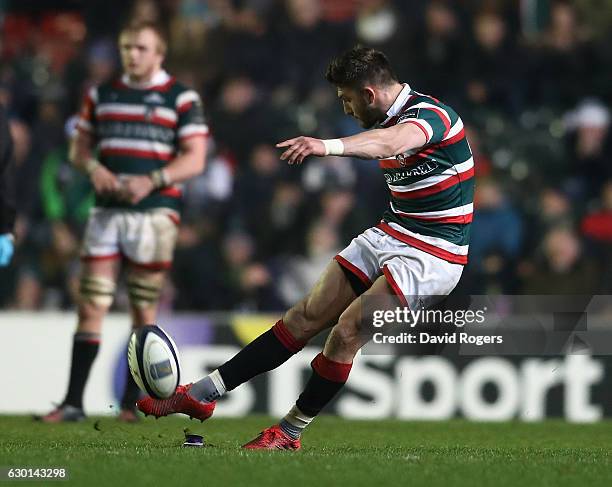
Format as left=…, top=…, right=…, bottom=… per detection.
left=79, top=275, right=116, bottom=307
left=126, top=274, right=163, bottom=308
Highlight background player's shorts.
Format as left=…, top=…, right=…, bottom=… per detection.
left=335, top=226, right=463, bottom=309
left=81, top=207, right=179, bottom=270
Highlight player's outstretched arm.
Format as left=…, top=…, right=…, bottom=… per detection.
left=340, top=123, right=428, bottom=159
left=276, top=137, right=327, bottom=164
left=277, top=123, right=427, bottom=164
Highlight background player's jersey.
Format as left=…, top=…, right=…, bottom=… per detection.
left=76, top=70, right=208, bottom=212
left=377, top=84, right=474, bottom=265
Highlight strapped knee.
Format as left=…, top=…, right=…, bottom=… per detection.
left=79, top=275, right=116, bottom=307
left=126, top=274, right=163, bottom=308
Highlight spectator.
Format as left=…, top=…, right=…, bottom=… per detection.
left=470, top=178, right=523, bottom=260
left=535, top=0, right=598, bottom=110
left=221, top=232, right=283, bottom=311
left=406, top=1, right=467, bottom=103
left=537, top=187, right=575, bottom=233
left=276, top=0, right=347, bottom=99
left=8, top=118, right=44, bottom=309
left=181, top=150, right=234, bottom=221
left=318, top=188, right=368, bottom=242
left=354, top=0, right=406, bottom=67
left=0, top=103, right=17, bottom=271
left=522, top=227, right=601, bottom=294
left=464, top=178, right=523, bottom=293
left=206, top=5, right=279, bottom=89
left=278, top=221, right=341, bottom=306
left=581, top=181, right=612, bottom=292
left=209, top=76, right=288, bottom=163
left=234, top=143, right=307, bottom=257
left=521, top=187, right=575, bottom=269
left=564, top=99, right=611, bottom=200
left=171, top=217, right=227, bottom=311
left=463, top=9, right=526, bottom=115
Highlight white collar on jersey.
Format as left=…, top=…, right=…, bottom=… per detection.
left=380, top=83, right=412, bottom=125
left=120, top=69, right=171, bottom=89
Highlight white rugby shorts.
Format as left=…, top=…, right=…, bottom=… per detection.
left=81, top=207, right=179, bottom=270
left=335, top=226, right=463, bottom=309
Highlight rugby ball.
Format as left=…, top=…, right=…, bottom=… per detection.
left=128, top=325, right=181, bottom=399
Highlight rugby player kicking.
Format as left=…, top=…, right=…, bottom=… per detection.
left=138, top=46, right=474, bottom=449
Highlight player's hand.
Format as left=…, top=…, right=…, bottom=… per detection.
left=0, top=233, right=14, bottom=267
left=276, top=136, right=326, bottom=165
left=90, top=165, right=121, bottom=195
left=118, top=175, right=155, bottom=205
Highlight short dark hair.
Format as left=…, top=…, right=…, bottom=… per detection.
left=325, top=46, right=398, bottom=89
left=119, top=20, right=168, bottom=56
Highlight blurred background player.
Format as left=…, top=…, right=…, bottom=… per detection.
left=0, top=102, right=16, bottom=267
left=41, top=20, right=208, bottom=422
left=137, top=46, right=473, bottom=449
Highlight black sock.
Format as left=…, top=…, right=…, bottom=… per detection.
left=63, top=332, right=100, bottom=409
left=218, top=320, right=305, bottom=391
left=120, top=351, right=141, bottom=410
left=295, top=352, right=352, bottom=417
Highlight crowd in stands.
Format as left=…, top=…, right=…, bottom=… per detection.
left=1, top=0, right=611, bottom=311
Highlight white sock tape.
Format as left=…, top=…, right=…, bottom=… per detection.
left=283, top=404, right=315, bottom=429
left=209, top=369, right=227, bottom=396
left=322, top=138, right=345, bottom=156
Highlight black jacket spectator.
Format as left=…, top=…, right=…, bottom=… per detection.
left=0, top=103, right=16, bottom=235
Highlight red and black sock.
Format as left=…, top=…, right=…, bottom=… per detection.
left=217, top=320, right=305, bottom=391
left=63, top=332, right=100, bottom=409
left=295, top=352, right=352, bottom=417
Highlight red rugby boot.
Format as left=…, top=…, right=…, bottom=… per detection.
left=136, top=384, right=216, bottom=422
left=242, top=425, right=301, bottom=450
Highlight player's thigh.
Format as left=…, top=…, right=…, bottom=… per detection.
left=80, top=256, right=121, bottom=280
left=283, top=227, right=387, bottom=340
left=323, top=275, right=393, bottom=362
left=80, top=209, right=121, bottom=260
left=284, top=259, right=358, bottom=340
left=382, top=250, right=464, bottom=310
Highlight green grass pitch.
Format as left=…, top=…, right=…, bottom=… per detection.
left=1, top=415, right=610, bottom=486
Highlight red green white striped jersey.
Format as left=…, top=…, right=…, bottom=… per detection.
left=76, top=70, right=208, bottom=212
left=377, top=84, right=474, bottom=265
